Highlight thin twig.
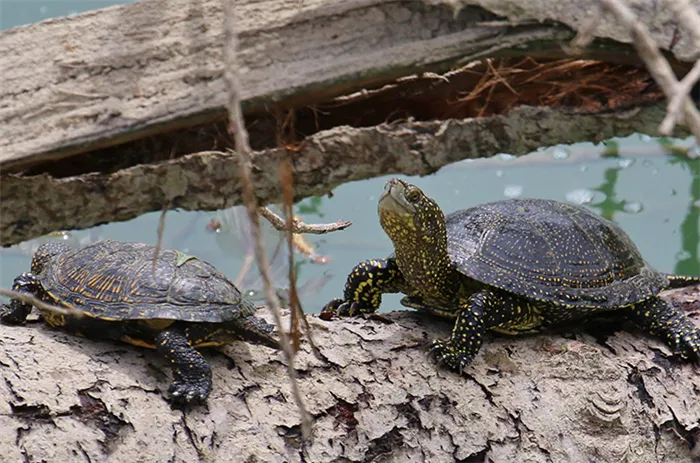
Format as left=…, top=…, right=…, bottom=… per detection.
left=152, top=201, right=169, bottom=274
left=222, top=0, right=312, bottom=439
left=660, top=60, right=700, bottom=134
left=278, top=160, right=324, bottom=359
left=0, top=288, right=82, bottom=318
left=258, top=206, right=351, bottom=234
left=281, top=159, right=302, bottom=353
left=486, top=59, right=519, bottom=96
left=594, top=0, right=700, bottom=138
left=234, top=253, right=255, bottom=288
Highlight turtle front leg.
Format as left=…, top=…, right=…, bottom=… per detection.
left=625, top=297, right=700, bottom=362
left=430, top=289, right=523, bottom=372
left=321, top=258, right=408, bottom=316
left=156, top=323, right=213, bottom=404
left=0, top=272, right=44, bottom=325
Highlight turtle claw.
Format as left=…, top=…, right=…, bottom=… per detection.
left=168, top=380, right=210, bottom=404
left=321, top=299, right=370, bottom=318
left=429, top=339, right=474, bottom=374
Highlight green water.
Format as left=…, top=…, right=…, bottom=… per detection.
left=0, top=0, right=135, bottom=29
left=1, top=3, right=698, bottom=314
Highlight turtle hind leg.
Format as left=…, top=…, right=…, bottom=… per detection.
left=1, top=272, right=44, bottom=325
left=662, top=273, right=700, bottom=288
left=156, top=323, right=213, bottom=404
left=626, top=297, right=700, bottom=362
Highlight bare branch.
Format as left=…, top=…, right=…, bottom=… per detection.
left=281, top=159, right=302, bottom=354
left=152, top=201, right=169, bottom=274
left=596, top=0, right=700, bottom=138
left=258, top=206, right=352, bottom=235
left=222, top=0, right=312, bottom=439
left=0, top=288, right=83, bottom=318
left=660, top=60, right=700, bottom=134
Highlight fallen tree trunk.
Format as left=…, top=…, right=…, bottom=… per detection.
left=1, top=287, right=698, bottom=462
left=0, top=104, right=681, bottom=247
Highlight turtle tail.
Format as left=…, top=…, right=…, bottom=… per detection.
left=663, top=273, right=700, bottom=289
left=236, top=314, right=281, bottom=350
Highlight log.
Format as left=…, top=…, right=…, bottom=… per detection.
left=0, top=104, right=682, bottom=247
left=1, top=287, right=699, bottom=462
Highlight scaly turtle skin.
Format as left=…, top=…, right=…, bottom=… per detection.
left=1, top=240, right=280, bottom=404
left=322, top=178, right=700, bottom=371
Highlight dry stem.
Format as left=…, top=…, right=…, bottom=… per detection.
left=222, top=0, right=312, bottom=439
left=258, top=207, right=351, bottom=234
left=579, top=0, right=700, bottom=138
left=281, top=159, right=302, bottom=353
left=0, top=288, right=82, bottom=318
left=660, top=60, right=700, bottom=134
left=152, top=202, right=169, bottom=274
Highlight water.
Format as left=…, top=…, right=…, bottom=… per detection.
left=0, top=1, right=136, bottom=29
left=1, top=4, right=698, bottom=314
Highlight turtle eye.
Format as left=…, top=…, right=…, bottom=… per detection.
left=406, top=188, right=421, bottom=203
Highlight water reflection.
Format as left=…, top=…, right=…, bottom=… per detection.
left=673, top=154, right=699, bottom=276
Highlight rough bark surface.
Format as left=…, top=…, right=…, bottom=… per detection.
left=0, top=104, right=685, bottom=247
left=1, top=288, right=699, bottom=463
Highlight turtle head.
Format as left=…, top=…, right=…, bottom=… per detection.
left=378, top=178, right=447, bottom=251
left=31, top=241, right=73, bottom=275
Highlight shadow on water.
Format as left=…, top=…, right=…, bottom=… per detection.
left=590, top=165, right=627, bottom=222
left=671, top=154, right=699, bottom=276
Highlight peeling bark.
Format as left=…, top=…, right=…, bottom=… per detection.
left=0, top=103, right=685, bottom=247
left=1, top=288, right=698, bottom=462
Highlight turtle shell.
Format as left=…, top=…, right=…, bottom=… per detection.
left=39, top=240, right=256, bottom=322
left=445, top=199, right=668, bottom=308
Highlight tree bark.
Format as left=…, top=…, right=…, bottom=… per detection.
left=1, top=104, right=683, bottom=247
left=1, top=287, right=698, bottom=462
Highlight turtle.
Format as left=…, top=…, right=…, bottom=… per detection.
left=322, top=178, right=700, bottom=371
left=0, top=239, right=280, bottom=404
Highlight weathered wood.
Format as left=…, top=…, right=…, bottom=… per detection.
left=0, top=104, right=685, bottom=247
left=446, top=0, right=700, bottom=61
left=0, top=0, right=540, bottom=171
left=1, top=0, right=697, bottom=173
left=0, top=288, right=698, bottom=462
